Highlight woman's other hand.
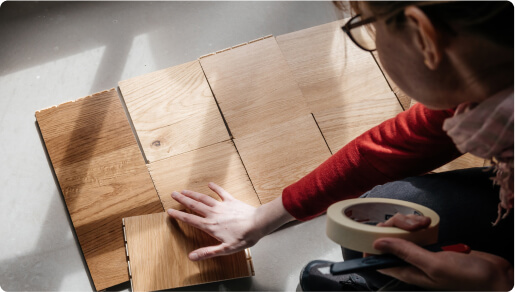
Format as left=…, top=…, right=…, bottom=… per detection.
left=374, top=214, right=514, bottom=290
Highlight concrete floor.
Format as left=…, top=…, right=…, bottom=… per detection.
left=0, top=2, right=347, bottom=291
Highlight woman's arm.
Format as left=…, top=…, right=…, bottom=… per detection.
left=168, top=103, right=462, bottom=260
left=283, top=103, right=462, bottom=221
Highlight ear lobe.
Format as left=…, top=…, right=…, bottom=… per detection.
left=404, top=6, right=442, bottom=70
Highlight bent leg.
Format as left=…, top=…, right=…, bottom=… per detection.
left=343, top=167, right=513, bottom=290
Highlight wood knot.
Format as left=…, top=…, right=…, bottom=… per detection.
left=152, top=140, right=161, bottom=147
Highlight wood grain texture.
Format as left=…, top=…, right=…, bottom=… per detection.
left=433, top=153, right=487, bottom=173
left=124, top=212, right=253, bottom=291
left=118, top=60, right=230, bottom=163
left=315, top=92, right=403, bottom=153
left=199, top=37, right=311, bottom=138
left=371, top=51, right=411, bottom=110
left=276, top=20, right=392, bottom=114
left=35, top=89, right=164, bottom=290
left=148, top=140, right=261, bottom=210
left=234, top=115, right=332, bottom=204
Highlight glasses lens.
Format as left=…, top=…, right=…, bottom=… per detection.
left=349, top=15, right=376, bottom=51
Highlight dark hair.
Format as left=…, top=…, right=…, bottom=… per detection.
left=343, top=1, right=514, bottom=48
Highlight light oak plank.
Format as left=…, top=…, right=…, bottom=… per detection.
left=199, top=37, right=311, bottom=138
left=276, top=19, right=392, bottom=114
left=124, top=213, right=252, bottom=292
left=119, top=60, right=230, bottom=163
left=315, top=92, right=403, bottom=153
left=234, top=115, right=332, bottom=204
left=433, top=153, right=487, bottom=173
left=148, top=140, right=261, bottom=210
left=35, top=89, right=164, bottom=290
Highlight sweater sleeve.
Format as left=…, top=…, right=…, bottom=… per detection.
left=282, top=103, right=463, bottom=221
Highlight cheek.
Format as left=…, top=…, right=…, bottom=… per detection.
left=375, top=30, right=408, bottom=90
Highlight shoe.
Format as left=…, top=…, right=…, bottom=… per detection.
left=299, top=260, right=372, bottom=291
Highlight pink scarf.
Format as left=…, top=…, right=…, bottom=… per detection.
left=442, top=88, right=514, bottom=225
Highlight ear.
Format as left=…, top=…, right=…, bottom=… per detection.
left=404, top=6, right=442, bottom=70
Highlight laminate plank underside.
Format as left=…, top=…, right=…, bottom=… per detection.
left=124, top=213, right=253, bottom=292
left=118, top=60, right=230, bottom=163
left=35, top=89, right=164, bottom=290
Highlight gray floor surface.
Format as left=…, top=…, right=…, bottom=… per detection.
left=0, top=2, right=348, bottom=291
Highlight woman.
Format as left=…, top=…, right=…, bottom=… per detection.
left=167, top=1, right=514, bottom=290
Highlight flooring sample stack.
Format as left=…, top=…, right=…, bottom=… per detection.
left=123, top=213, right=254, bottom=292
left=118, top=60, right=230, bottom=163
left=200, top=37, right=332, bottom=204
left=35, top=89, right=164, bottom=290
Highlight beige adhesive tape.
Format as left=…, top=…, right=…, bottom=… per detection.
left=326, top=198, right=439, bottom=254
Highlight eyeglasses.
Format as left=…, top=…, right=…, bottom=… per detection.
left=341, top=14, right=377, bottom=52
left=341, top=1, right=467, bottom=52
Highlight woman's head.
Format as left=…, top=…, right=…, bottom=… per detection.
left=343, top=1, right=513, bottom=109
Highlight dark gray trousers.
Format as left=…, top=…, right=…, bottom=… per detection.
left=342, top=167, right=514, bottom=290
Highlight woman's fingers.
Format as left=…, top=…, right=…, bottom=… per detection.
left=208, top=182, right=234, bottom=201
left=378, top=264, right=435, bottom=288
left=171, top=191, right=210, bottom=216
left=189, top=243, right=231, bottom=261
left=167, top=208, right=208, bottom=231
left=180, top=189, right=219, bottom=207
left=374, top=237, right=438, bottom=274
left=376, top=213, right=431, bottom=231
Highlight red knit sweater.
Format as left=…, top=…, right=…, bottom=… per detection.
left=282, top=103, right=462, bottom=221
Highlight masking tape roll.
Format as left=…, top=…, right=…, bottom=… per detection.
left=326, top=198, right=440, bottom=254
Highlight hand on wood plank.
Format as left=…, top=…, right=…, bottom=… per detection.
left=167, top=182, right=294, bottom=261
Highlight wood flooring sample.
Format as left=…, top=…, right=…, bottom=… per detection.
left=199, top=36, right=311, bottom=138
left=124, top=213, right=253, bottom=291
left=148, top=140, right=261, bottom=210
left=433, top=153, right=487, bottom=173
left=315, top=92, right=403, bottom=153
left=119, top=60, right=230, bottom=162
left=234, top=115, right=331, bottom=204
left=276, top=20, right=392, bottom=114
left=35, top=89, right=164, bottom=290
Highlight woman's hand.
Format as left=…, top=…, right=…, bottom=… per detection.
left=373, top=214, right=514, bottom=290
left=167, top=182, right=294, bottom=261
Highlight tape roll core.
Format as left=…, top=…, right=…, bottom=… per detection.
left=326, top=198, right=439, bottom=254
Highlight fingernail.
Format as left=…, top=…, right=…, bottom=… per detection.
left=190, top=253, right=199, bottom=261
left=171, top=191, right=179, bottom=198
left=167, top=209, right=174, bottom=215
